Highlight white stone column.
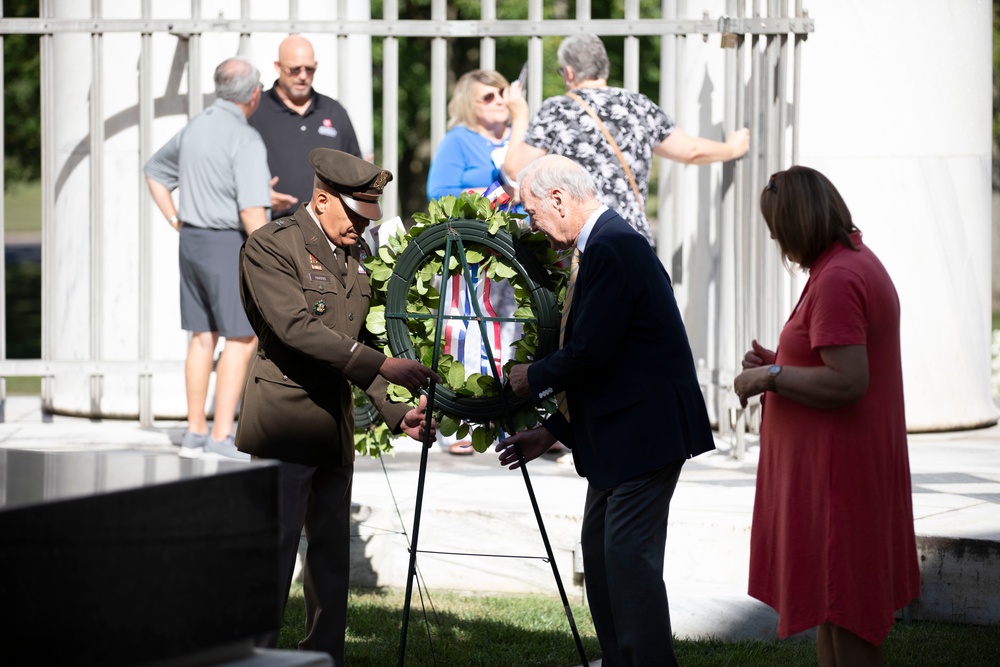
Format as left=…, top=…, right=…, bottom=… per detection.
left=671, top=0, right=996, bottom=432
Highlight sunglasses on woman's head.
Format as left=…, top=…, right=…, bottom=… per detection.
left=765, top=173, right=778, bottom=193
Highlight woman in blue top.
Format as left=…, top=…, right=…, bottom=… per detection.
left=427, top=69, right=517, bottom=205
left=428, top=70, right=521, bottom=454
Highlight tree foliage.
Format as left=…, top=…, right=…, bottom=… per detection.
left=3, top=0, right=41, bottom=186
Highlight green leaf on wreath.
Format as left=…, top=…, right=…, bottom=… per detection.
left=478, top=374, right=502, bottom=395
left=463, top=248, right=485, bottom=264
left=378, top=246, right=395, bottom=263
left=366, top=307, right=386, bottom=335
left=439, top=196, right=456, bottom=219
left=439, top=412, right=460, bottom=437
left=464, top=373, right=487, bottom=396
left=513, top=305, right=534, bottom=319
left=475, top=198, right=493, bottom=220
left=493, top=262, right=517, bottom=279
left=371, top=265, right=393, bottom=282
left=471, top=425, right=491, bottom=453
left=388, top=383, right=413, bottom=403
left=447, top=362, right=467, bottom=389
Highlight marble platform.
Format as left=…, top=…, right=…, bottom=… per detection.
left=0, top=448, right=281, bottom=666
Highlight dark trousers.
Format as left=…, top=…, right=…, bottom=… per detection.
left=256, top=460, right=353, bottom=667
left=581, top=460, right=685, bottom=667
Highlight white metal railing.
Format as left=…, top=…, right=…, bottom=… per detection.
left=0, top=1, right=812, bottom=444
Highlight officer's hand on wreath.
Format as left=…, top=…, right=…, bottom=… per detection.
left=379, top=357, right=442, bottom=392
left=401, top=395, right=436, bottom=442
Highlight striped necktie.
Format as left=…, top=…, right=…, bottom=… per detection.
left=556, top=247, right=581, bottom=421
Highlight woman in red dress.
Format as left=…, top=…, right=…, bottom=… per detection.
left=734, top=166, right=920, bottom=666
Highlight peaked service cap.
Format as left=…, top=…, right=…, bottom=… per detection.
left=309, top=148, right=393, bottom=220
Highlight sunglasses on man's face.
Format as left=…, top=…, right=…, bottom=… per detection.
left=477, top=89, right=505, bottom=104
left=281, top=64, right=317, bottom=76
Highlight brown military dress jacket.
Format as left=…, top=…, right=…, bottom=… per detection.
left=235, top=204, right=409, bottom=466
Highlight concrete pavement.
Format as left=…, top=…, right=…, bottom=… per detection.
left=0, top=394, right=997, bottom=653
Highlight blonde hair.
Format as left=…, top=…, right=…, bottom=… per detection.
left=447, top=69, right=510, bottom=130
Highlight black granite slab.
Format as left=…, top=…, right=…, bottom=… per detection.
left=0, top=449, right=281, bottom=666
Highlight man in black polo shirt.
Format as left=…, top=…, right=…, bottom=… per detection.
left=251, top=34, right=363, bottom=220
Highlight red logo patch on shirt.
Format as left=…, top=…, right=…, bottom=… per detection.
left=323, top=118, right=332, bottom=127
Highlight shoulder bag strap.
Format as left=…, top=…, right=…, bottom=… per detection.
left=565, top=91, right=643, bottom=210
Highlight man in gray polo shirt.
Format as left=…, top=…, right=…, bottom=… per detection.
left=144, top=56, right=271, bottom=459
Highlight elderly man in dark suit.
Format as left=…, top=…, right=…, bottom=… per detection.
left=499, top=155, right=716, bottom=666
left=236, top=148, right=439, bottom=665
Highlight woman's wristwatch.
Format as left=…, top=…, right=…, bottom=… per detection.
left=766, top=364, right=782, bottom=392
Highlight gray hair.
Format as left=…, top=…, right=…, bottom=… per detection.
left=214, top=57, right=261, bottom=104
left=557, top=33, right=610, bottom=82
left=518, top=155, right=598, bottom=207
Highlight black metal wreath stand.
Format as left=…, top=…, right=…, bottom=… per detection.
left=394, top=226, right=587, bottom=667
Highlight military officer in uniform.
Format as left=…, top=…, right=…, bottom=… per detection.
left=236, top=148, right=440, bottom=664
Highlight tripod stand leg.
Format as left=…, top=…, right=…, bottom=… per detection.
left=515, top=445, right=589, bottom=666
left=396, top=425, right=433, bottom=667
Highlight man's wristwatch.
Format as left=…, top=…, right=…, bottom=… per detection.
left=168, top=214, right=179, bottom=225
left=766, top=364, right=782, bottom=392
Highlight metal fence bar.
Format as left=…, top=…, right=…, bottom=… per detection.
left=138, top=0, right=154, bottom=426
left=188, top=1, right=202, bottom=118
left=792, top=1, right=804, bottom=179
left=657, top=0, right=674, bottom=256
left=336, top=0, right=347, bottom=100
left=668, top=6, right=686, bottom=282
left=429, top=0, right=447, bottom=154
left=89, top=0, right=104, bottom=416
left=40, top=0, right=54, bottom=410
left=722, top=0, right=741, bottom=451
left=382, top=0, right=400, bottom=219
left=0, top=7, right=812, bottom=427
left=527, top=0, right=543, bottom=112
left=0, top=4, right=6, bottom=419
left=0, top=17, right=815, bottom=37
left=479, top=0, right=495, bottom=71
left=0, top=360, right=184, bottom=374
left=623, top=0, right=639, bottom=93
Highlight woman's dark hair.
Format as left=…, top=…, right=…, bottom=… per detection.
left=759, top=166, right=857, bottom=268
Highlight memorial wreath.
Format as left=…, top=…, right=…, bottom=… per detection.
left=354, top=192, right=567, bottom=456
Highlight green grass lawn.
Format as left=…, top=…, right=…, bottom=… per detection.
left=5, top=179, right=41, bottom=233
left=276, top=586, right=1000, bottom=666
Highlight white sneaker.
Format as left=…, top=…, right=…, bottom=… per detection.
left=204, top=434, right=250, bottom=461
left=179, top=431, right=208, bottom=458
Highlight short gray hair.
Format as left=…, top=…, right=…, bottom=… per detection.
left=557, top=33, right=610, bottom=82
left=214, top=57, right=260, bottom=104
left=518, top=155, right=598, bottom=207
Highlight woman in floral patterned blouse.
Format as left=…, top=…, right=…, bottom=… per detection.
left=504, top=33, right=750, bottom=247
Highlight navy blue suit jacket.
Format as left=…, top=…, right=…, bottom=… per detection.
left=528, top=209, right=715, bottom=489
